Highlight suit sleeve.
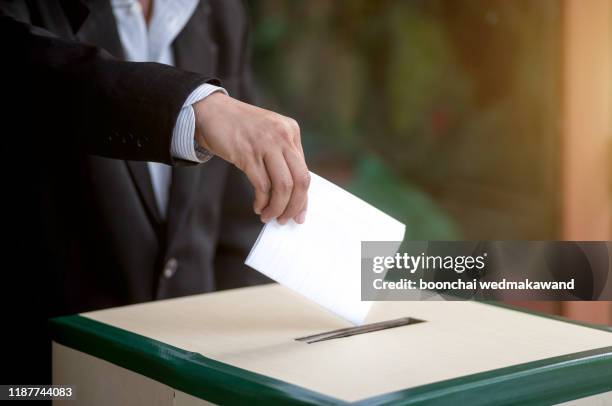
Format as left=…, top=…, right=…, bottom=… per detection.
left=0, top=14, right=218, bottom=165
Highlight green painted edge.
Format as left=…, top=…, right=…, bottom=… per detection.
left=355, top=301, right=612, bottom=405
left=50, top=306, right=612, bottom=406
left=49, top=315, right=345, bottom=405
left=355, top=346, right=612, bottom=406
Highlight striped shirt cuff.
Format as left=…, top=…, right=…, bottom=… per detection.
left=171, top=83, right=228, bottom=163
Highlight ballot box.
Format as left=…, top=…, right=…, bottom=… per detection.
left=51, top=284, right=612, bottom=405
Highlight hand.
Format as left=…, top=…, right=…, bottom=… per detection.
left=193, top=92, right=310, bottom=224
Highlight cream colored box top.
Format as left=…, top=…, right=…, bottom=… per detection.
left=82, top=284, right=612, bottom=402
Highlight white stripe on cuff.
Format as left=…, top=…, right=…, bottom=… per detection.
left=171, top=83, right=228, bottom=163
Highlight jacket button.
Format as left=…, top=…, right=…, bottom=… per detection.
left=163, top=258, right=178, bottom=279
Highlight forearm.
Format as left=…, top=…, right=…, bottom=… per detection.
left=1, top=15, right=217, bottom=164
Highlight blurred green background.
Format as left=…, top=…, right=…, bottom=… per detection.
left=247, top=0, right=562, bottom=240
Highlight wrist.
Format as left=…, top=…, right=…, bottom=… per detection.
left=194, top=92, right=226, bottom=150
left=194, top=118, right=207, bottom=150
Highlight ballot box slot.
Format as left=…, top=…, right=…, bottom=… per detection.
left=295, top=317, right=424, bottom=344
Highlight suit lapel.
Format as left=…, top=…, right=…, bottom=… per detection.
left=125, top=161, right=163, bottom=226
left=76, top=0, right=125, bottom=59
left=76, top=0, right=215, bottom=241
left=173, top=0, right=216, bottom=74
left=165, top=1, right=214, bottom=245
left=59, top=0, right=90, bottom=36
left=166, top=166, right=201, bottom=245
left=76, top=1, right=163, bottom=227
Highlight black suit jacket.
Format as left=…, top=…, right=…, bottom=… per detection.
left=0, top=0, right=268, bottom=383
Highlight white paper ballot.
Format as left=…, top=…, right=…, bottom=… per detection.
left=245, top=172, right=405, bottom=325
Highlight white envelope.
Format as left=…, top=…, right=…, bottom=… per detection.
left=245, top=172, right=405, bottom=325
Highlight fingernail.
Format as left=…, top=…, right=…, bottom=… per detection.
left=260, top=215, right=269, bottom=224
left=296, top=210, right=307, bottom=224
left=278, top=218, right=287, bottom=225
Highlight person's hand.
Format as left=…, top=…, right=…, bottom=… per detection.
left=193, top=92, right=310, bottom=224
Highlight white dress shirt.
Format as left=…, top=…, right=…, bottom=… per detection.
left=111, top=0, right=226, bottom=217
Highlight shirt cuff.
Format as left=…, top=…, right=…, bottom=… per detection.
left=171, top=83, right=228, bottom=163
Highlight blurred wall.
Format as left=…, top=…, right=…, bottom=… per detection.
left=560, top=0, right=611, bottom=325
left=247, top=0, right=612, bottom=325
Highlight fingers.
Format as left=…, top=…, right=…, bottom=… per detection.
left=278, top=148, right=310, bottom=225
left=256, top=116, right=309, bottom=225
left=294, top=200, right=308, bottom=224
left=195, top=94, right=310, bottom=222
left=288, top=118, right=305, bottom=158
left=244, top=158, right=271, bottom=215
left=260, top=152, right=293, bottom=223
left=283, top=118, right=309, bottom=224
